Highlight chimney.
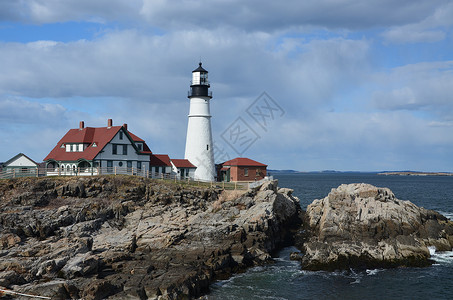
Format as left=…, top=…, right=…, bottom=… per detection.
left=123, top=123, right=128, bottom=131
left=79, top=121, right=85, bottom=129
left=108, top=119, right=113, bottom=128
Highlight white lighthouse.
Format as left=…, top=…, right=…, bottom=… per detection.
left=184, top=62, right=216, bottom=181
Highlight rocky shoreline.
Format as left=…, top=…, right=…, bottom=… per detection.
left=0, top=176, right=300, bottom=299
left=1, top=177, right=452, bottom=299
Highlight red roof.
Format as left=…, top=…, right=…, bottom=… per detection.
left=149, top=154, right=171, bottom=166
left=222, top=157, right=267, bottom=167
left=44, top=125, right=151, bottom=162
left=171, top=159, right=196, bottom=168
left=128, top=131, right=144, bottom=142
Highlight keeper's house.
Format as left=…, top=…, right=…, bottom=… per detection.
left=218, top=157, right=267, bottom=182
left=44, top=119, right=151, bottom=175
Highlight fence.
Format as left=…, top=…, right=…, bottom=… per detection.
left=0, top=167, right=266, bottom=190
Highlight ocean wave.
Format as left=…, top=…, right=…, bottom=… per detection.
left=366, top=269, right=382, bottom=276
left=429, top=246, right=453, bottom=265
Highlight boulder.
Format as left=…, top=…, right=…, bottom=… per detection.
left=299, top=183, right=453, bottom=270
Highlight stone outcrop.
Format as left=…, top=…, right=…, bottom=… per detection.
left=296, top=183, right=453, bottom=271
left=0, top=176, right=300, bottom=299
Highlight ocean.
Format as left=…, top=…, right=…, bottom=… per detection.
left=207, top=173, right=453, bottom=300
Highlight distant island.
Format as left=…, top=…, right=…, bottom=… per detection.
left=378, top=171, right=453, bottom=176
left=267, top=169, right=302, bottom=174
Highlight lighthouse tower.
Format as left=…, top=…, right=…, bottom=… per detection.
left=184, top=62, right=216, bottom=181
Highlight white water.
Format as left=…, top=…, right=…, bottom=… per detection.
left=429, top=246, right=453, bottom=265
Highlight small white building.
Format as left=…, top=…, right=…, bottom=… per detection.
left=171, top=159, right=196, bottom=180
left=2, top=153, right=39, bottom=177
left=44, top=119, right=151, bottom=175
left=149, top=154, right=173, bottom=177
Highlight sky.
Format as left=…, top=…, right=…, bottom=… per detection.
left=0, top=0, right=452, bottom=172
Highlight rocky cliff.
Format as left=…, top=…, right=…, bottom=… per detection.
left=0, top=176, right=300, bottom=299
left=296, top=183, right=453, bottom=271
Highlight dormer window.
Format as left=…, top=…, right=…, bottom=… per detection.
left=136, top=143, right=142, bottom=151
left=92, top=142, right=97, bottom=147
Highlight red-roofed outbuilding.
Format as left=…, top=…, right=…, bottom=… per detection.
left=170, top=159, right=196, bottom=179
left=218, top=157, right=267, bottom=182
left=149, top=154, right=172, bottom=176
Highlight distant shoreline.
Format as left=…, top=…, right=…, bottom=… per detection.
left=378, top=171, right=453, bottom=176
left=268, top=170, right=453, bottom=176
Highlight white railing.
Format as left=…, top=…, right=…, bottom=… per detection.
left=0, top=167, right=263, bottom=190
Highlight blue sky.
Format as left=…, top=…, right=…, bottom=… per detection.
left=0, top=0, right=452, bottom=172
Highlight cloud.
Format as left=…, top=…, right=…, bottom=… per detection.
left=1, top=0, right=449, bottom=34
left=139, top=0, right=448, bottom=32
left=0, top=29, right=371, bottom=108
left=372, top=61, right=453, bottom=118
left=245, top=109, right=453, bottom=171
left=0, top=97, right=66, bottom=124
left=0, top=0, right=143, bottom=24
left=381, top=2, right=453, bottom=43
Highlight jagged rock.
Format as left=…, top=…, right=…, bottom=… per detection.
left=0, top=233, right=21, bottom=249
left=61, top=253, right=99, bottom=279
left=0, top=176, right=300, bottom=299
left=299, top=183, right=453, bottom=270
left=81, top=279, right=119, bottom=300
left=13, top=280, right=70, bottom=300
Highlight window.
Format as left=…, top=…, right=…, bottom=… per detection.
left=119, top=162, right=123, bottom=167
left=123, top=145, right=127, bottom=155
left=107, top=160, right=113, bottom=167
left=112, top=144, right=118, bottom=155
left=70, top=144, right=74, bottom=152
left=207, top=144, right=209, bottom=150
left=137, top=143, right=142, bottom=150
left=75, top=144, right=79, bottom=152
left=256, top=169, right=260, bottom=176
left=137, top=162, right=141, bottom=169
left=119, top=131, right=123, bottom=140
left=127, top=161, right=132, bottom=169
left=244, top=168, right=248, bottom=176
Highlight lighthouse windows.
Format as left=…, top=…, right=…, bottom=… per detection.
left=207, top=145, right=209, bottom=151
left=200, top=72, right=208, bottom=84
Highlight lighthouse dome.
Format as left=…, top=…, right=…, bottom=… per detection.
left=193, top=62, right=208, bottom=73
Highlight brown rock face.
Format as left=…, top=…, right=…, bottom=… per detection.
left=299, top=183, right=453, bottom=271
left=0, top=176, right=300, bottom=299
